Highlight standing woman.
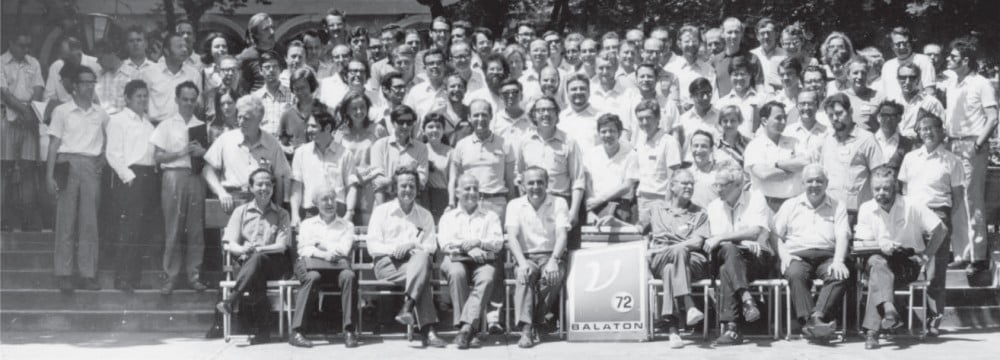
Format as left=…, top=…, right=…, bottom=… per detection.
left=208, top=88, right=240, bottom=145
left=337, top=91, right=381, bottom=225
left=421, top=112, right=453, bottom=221
left=201, top=33, right=230, bottom=95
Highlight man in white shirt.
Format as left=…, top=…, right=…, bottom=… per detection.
left=855, top=166, right=946, bottom=349
left=288, top=183, right=358, bottom=348
left=506, top=166, right=570, bottom=348
left=150, top=81, right=208, bottom=294
left=403, top=48, right=449, bottom=120
left=744, top=101, right=810, bottom=210
left=880, top=27, right=937, bottom=102
left=896, top=63, right=944, bottom=142
left=438, top=175, right=504, bottom=349
left=666, top=25, right=716, bottom=110
left=702, top=162, right=774, bottom=345
left=105, top=80, right=157, bottom=292
left=942, top=37, right=997, bottom=272
left=784, top=91, right=829, bottom=156
left=44, top=37, right=101, bottom=102
left=142, top=32, right=202, bottom=123
left=582, top=114, right=639, bottom=224
left=590, top=54, right=632, bottom=136
left=750, top=18, right=788, bottom=91
left=628, top=63, right=681, bottom=143
left=773, top=164, right=851, bottom=340
left=633, top=99, right=683, bottom=225
left=290, top=112, right=357, bottom=227
left=558, top=73, right=603, bottom=147
left=1, top=32, right=45, bottom=231
left=366, top=167, right=445, bottom=348
left=94, top=40, right=131, bottom=115
left=492, top=78, right=534, bottom=146
left=121, top=27, right=155, bottom=81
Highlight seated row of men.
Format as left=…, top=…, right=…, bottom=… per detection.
left=214, top=156, right=946, bottom=351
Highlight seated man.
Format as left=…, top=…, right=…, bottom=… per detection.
left=703, top=162, right=775, bottom=345
left=366, top=167, right=444, bottom=347
left=438, top=174, right=504, bottom=349
left=640, top=168, right=709, bottom=349
left=582, top=113, right=639, bottom=224
left=773, top=164, right=852, bottom=340
left=506, top=166, right=570, bottom=348
left=216, top=169, right=291, bottom=345
left=288, top=183, right=359, bottom=348
left=856, top=165, right=946, bottom=350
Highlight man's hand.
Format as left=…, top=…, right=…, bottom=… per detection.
left=879, top=241, right=898, bottom=256
left=188, top=141, right=206, bottom=157
left=46, top=176, right=59, bottom=196
left=585, top=197, right=603, bottom=212
left=392, top=242, right=416, bottom=259
left=741, top=240, right=761, bottom=257
left=541, top=259, right=560, bottom=286
left=467, top=248, right=487, bottom=264
left=219, top=193, right=235, bottom=213
left=517, top=265, right=534, bottom=285
left=827, top=261, right=850, bottom=281
left=703, top=236, right=722, bottom=253
left=460, top=238, right=481, bottom=252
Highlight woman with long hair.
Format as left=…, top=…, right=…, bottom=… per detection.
left=201, top=33, right=230, bottom=93
left=280, top=67, right=327, bottom=154
left=337, top=90, right=381, bottom=225
left=208, top=87, right=240, bottom=145
left=421, top=112, right=453, bottom=221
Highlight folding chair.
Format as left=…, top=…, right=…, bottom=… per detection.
left=354, top=237, right=416, bottom=340
left=855, top=264, right=929, bottom=335
left=502, top=251, right=567, bottom=339
left=647, top=278, right=714, bottom=340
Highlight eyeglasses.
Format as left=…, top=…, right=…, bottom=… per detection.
left=431, top=29, right=450, bottom=34
left=878, top=112, right=901, bottom=118
left=500, top=90, right=521, bottom=96
left=518, top=32, right=536, bottom=37
left=897, top=75, right=918, bottom=80
left=533, top=107, right=557, bottom=114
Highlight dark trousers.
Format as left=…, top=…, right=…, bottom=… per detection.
left=648, top=245, right=708, bottom=316
left=784, top=249, right=852, bottom=321
left=1, top=160, right=42, bottom=230
left=231, top=252, right=289, bottom=329
left=715, top=243, right=773, bottom=323
left=112, top=166, right=159, bottom=285
left=862, top=253, right=921, bottom=331
left=927, top=206, right=952, bottom=318
left=161, top=169, right=205, bottom=282
left=514, top=253, right=565, bottom=326
left=291, top=258, right=357, bottom=332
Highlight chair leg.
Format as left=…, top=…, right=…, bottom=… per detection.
left=277, top=287, right=285, bottom=338
left=560, top=288, right=567, bottom=339
left=222, top=286, right=231, bottom=342
left=908, top=286, right=915, bottom=333
left=703, top=287, right=709, bottom=341
left=785, top=284, right=792, bottom=340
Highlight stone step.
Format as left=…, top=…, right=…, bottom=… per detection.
left=1, top=270, right=225, bottom=290
left=0, top=248, right=222, bottom=272
left=910, top=306, right=1000, bottom=330
left=0, top=231, right=55, bottom=251
left=0, top=289, right=220, bottom=311
left=0, top=309, right=216, bottom=332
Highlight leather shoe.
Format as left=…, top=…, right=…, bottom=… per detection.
left=713, top=323, right=743, bottom=346
left=926, top=314, right=943, bottom=337
left=469, top=334, right=482, bottom=348
left=115, top=280, right=135, bottom=294
left=454, top=327, right=471, bottom=349
left=189, top=280, right=208, bottom=292
left=425, top=333, right=448, bottom=348
left=864, top=330, right=879, bottom=350
left=160, top=278, right=176, bottom=295
left=741, top=299, right=761, bottom=323
left=806, top=314, right=834, bottom=338
left=881, top=310, right=902, bottom=331
left=288, top=331, right=313, bottom=348
left=395, top=299, right=416, bottom=326
left=344, top=331, right=359, bottom=348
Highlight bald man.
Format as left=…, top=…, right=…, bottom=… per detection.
left=438, top=175, right=504, bottom=348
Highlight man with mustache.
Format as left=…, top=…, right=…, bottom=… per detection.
left=817, top=93, right=886, bottom=225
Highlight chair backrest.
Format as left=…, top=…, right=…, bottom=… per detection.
left=580, top=225, right=644, bottom=244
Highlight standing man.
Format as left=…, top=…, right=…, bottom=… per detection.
left=506, top=166, right=569, bottom=348
left=143, top=32, right=202, bottom=123
left=122, top=27, right=155, bottom=81
left=744, top=101, right=809, bottom=210
left=667, top=25, right=717, bottom=111
left=711, top=18, right=764, bottom=96
left=750, top=18, right=787, bottom=91
left=880, top=27, right=937, bottom=103
left=942, top=37, right=997, bottom=272
left=367, top=167, right=446, bottom=348
left=872, top=100, right=915, bottom=172
left=628, top=63, right=681, bottom=143
left=898, top=113, right=965, bottom=336
left=590, top=54, right=632, bottom=136
left=44, top=37, right=101, bottom=102
left=703, top=163, right=773, bottom=345
left=773, top=164, right=852, bottom=339
left=367, top=105, right=429, bottom=204
left=46, top=65, right=109, bottom=293
left=896, top=63, right=944, bottom=142
left=855, top=165, right=946, bottom=349
left=1, top=32, right=45, bottom=231
left=818, top=93, right=885, bottom=224
left=150, top=81, right=208, bottom=294
left=290, top=111, right=356, bottom=227
left=633, top=99, right=683, bottom=224
left=105, top=80, right=157, bottom=292
left=492, top=78, right=533, bottom=145
left=251, top=51, right=291, bottom=138
left=559, top=74, right=603, bottom=147
left=175, top=20, right=202, bottom=68
left=449, top=99, right=516, bottom=217
left=93, top=40, right=130, bottom=115
left=784, top=91, right=830, bottom=157
left=236, top=13, right=277, bottom=94
left=465, top=54, right=509, bottom=115
left=438, top=175, right=504, bottom=348
left=403, top=48, right=448, bottom=120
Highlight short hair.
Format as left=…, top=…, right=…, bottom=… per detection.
left=918, top=112, right=944, bottom=129
left=174, top=80, right=199, bottom=97
left=719, top=105, right=745, bottom=124
left=236, top=94, right=265, bottom=116
left=123, top=80, right=148, bottom=99
left=802, top=65, right=827, bottom=82
left=422, top=112, right=447, bottom=130
left=650, top=25, right=671, bottom=39
left=62, top=36, right=83, bottom=51
left=431, top=16, right=451, bottom=30
left=350, top=26, right=369, bottom=42
left=758, top=101, right=785, bottom=120
left=802, top=163, right=828, bottom=182
left=596, top=113, right=623, bottom=132
left=422, top=47, right=447, bottom=64
left=452, top=20, right=472, bottom=34
left=445, top=73, right=468, bottom=88
left=248, top=168, right=274, bottom=187
left=125, top=26, right=146, bottom=39
left=566, top=73, right=591, bottom=90
left=483, top=53, right=511, bottom=78
left=635, top=62, right=661, bottom=78
left=473, top=27, right=494, bottom=42
left=381, top=71, right=404, bottom=90
left=528, top=96, right=561, bottom=122
left=344, top=59, right=370, bottom=79
left=690, top=129, right=715, bottom=147
left=876, top=99, right=904, bottom=116
left=678, top=25, right=700, bottom=42
left=949, top=36, right=979, bottom=71
left=756, top=17, right=778, bottom=32
left=715, top=160, right=746, bottom=185
left=93, top=39, right=119, bottom=57
left=889, top=26, right=912, bottom=42
left=468, top=99, right=493, bottom=115
left=634, top=99, right=661, bottom=117
left=870, top=165, right=898, bottom=187
left=897, top=62, right=922, bottom=79
left=523, top=165, right=549, bottom=183
left=337, top=91, right=373, bottom=129
left=290, top=67, right=318, bottom=92
left=515, top=20, right=534, bottom=33
left=779, top=57, right=803, bottom=77
left=313, top=110, right=336, bottom=131
left=781, top=23, right=804, bottom=39
left=499, top=77, right=522, bottom=92
left=389, top=44, right=416, bottom=63
left=392, top=166, right=421, bottom=191
left=823, top=92, right=852, bottom=112
left=689, top=77, right=713, bottom=95
left=258, top=50, right=284, bottom=69
left=247, top=13, right=272, bottom=43
left=162, top=32, right=186, bottom=54
left=722, top=17, right=744, bottom=32
left=601, top=31, right=620, bottom=42
left=728, top=55, right=754, bottom=80
left=390, top=104, right=418, bottom=124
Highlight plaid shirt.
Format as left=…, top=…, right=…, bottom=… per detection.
left=252, top=85, right=291, bottom=137
left=96, top=66, right=132, bottom=115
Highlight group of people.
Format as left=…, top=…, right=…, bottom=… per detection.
left=1, top=7, right=997, bottom=351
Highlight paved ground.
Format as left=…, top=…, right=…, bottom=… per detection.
left=2, top=330, right=999, bottom=360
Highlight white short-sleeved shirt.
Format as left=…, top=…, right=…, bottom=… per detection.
left=149, top=115, right=205, bottom=169
left=717, top=89, right=766, bottom=137
left=664, top=57, right=716, bottom=108
left=675, top=107, right=721, bottom=147
left=899, top=92, right=945, bottom=139
left=880, top=54, right=937, bottom=103
left=583, top=143, right=639, bottom=199
left=437, top=206, right=505, bottom=254
left=744, top=134, right=807, bottom=199
left=366, top=200, right=437, bottom=258
left=590, top=82, right=633, bottom=135
left=505, top=195, right=570, bottom=254
left=297, top=216, right=355, bottom=259
left=944, top=73, right=998, bottom=138
left=634, top=129, right=683, bottom=195
left=48, top=102, right=108, bottom=156
left=772, top=193, right=850, bottom=254
left=624, top=92, right=680, bottom=146
left=203, top=129, right=291, bottom=188
left=558, top=104, right=603, bottom=147
left=292, top=141, right=355, bottom=207
left=706, top=189, right=772, bottom=236
left=45, top=56, right=101, bottom=102
left=899, top=145, right=965, bottom=208
left=854, top=197, right=941, bottom=253
left=141, top=61, right=202, bottom=123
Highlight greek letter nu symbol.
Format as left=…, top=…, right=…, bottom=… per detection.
left=584, top=259, right=622, bottom=292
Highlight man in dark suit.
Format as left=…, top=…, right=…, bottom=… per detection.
left=873, top=100, right=916, bottom=173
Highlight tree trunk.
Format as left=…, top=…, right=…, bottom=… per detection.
left=549, top=0, right=570, bottom=32
left=164, top=0, right=177, bottom=33
left=481, top=0, right=509, bottom=37
left=420, top=0, right=446, bottom=18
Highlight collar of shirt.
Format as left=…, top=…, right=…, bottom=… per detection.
left=718, top=133, right=749, bottom=149
left=168, top=113, right=205, bottom=128
left=237, top=131, right=273, bottom=151
left=247, top=200, right=280, bottom=216
left=529, top=129, right=568, bottom=144
left=790, top=121, right=827, bottom=135
left=66, top=101, right=101, bottom=115
left=2, top=52, right=29, bottom=65
left=662, top=201, right=700, bottom=217
left=594, top=81, right=626, bottom=97
left=119, top=107, right=147, bottom=123
left=567, top=104, right=600, bottom=117
left=913, top=144, right=947, bottom=159
left=255, top=85, right=290, bottom=100
left=519, top=194, right=555, bottom=212
left=312, top=140, right=342, bottom=156
left=875, top=130, right=899, bottom=145
left=722, top=88, right=758, bottom=102
left=124, top=58, right=150, bottom=69
left=794, top=193, right=835, bottom=211
left=472, top=133, right=496, bottom=144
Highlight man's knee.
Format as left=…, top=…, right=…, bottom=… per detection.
left=409, top=250, right=431, bottom=267
left=867, top=254, right=889, bottom=271
left=445, top=261, right=468, bottom=282
left=302, top=270, right=321, bottom=284
left=666, top=245, right=690, bottom=262
left=785, top=262, right=809, bottom=281
left=339, top=269, right=356, bottom=283
left=718, top=242, right=741, bottom=260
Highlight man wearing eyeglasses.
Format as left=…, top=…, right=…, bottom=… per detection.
left=492, top=78, right=533, bottom=146
left=880, top=27, right=937, bottom=103
left=404, top=48, right=449, bottom=120
left=450, top=42, right=486, bottom=96
left=415, top=17, right=451, bottom=73
left=873, top=100, right=916, bottom=173
left=515, top=21, right=536, bottom=50
left=896, top=63, right=944, bottom=143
